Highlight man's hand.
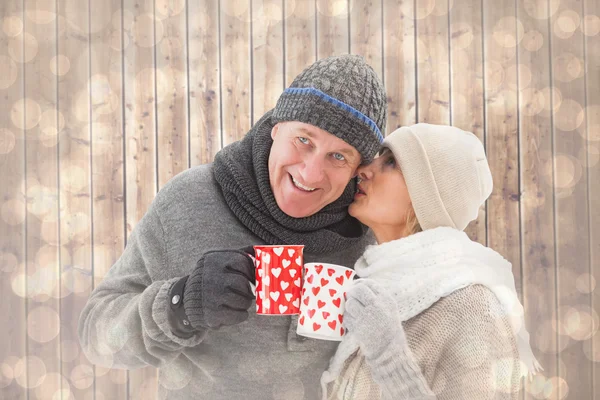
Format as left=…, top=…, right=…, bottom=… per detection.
left=183, top=247, right=256, bottom=329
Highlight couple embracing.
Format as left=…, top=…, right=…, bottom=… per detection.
left=79, top=55, right=540, bottom=400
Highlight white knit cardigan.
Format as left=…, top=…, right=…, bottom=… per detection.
left=321, top=227, right=540, bottom=399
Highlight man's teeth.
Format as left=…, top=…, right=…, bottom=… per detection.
left=292, top=176, right=316, bottom=191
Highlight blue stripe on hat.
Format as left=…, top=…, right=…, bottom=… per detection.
left=283, top=87, right=384, bottom=143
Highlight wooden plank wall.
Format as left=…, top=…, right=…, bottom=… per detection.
left=0, top=1, right=598, bottom=399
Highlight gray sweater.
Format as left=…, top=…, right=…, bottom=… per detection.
left=78, top=164, right=373, bottom=400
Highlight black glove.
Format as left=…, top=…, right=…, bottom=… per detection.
left=180, top=247, right=256, bottom=330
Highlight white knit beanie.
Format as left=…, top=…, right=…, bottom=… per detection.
left=382, top=123, right=493, bottom=231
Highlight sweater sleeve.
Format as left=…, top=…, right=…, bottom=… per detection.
left=78, top=201, right=206, bottom=370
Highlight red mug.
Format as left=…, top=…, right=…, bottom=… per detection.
left=254, top=245, right=304, bottom=315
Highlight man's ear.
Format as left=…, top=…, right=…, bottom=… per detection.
left=271, top=123, right=281, bottom=140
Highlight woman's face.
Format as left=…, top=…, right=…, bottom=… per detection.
left=349, top=148, right=412, bottom=242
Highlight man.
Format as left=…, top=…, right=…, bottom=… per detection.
left=78, top=54, right=387, bottom=399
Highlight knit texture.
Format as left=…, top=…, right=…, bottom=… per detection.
left=326, top=285, right=522, bottom=399
left=183, top=250, right=255, bottom=330
left=78, top=163, right=375, bottom=400
left=341, top=280, right=435, bottom=400
left=213, top=110, right=368, bottom=254
left=322, top=227, right=539, bottom=399
left=382, top=124, right=493, bottom=231
left=272, top=54, right=387, bottom=163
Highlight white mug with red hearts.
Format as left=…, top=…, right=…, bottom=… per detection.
left=296, top=262, right=356, bottom=341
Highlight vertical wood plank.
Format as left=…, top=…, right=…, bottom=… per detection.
left=23, top=0, right=62, bottom=398
left=518, top=1, right=558, bottom=398
left=583, top=0, right=600, bottom=392
left=450, top=0, right=486, bottom=244
left=316, top=0, right=349, bottom=58
left=284, top=0, right=316, bottom=86
left=382, top=0, right=416, bottom=131
left=124, top=0, right=158, bottom=397
left=551, top=0, right=593, bottom=397
left=416, top=0, right=451, bottom=124
left=350, top=0, right=383, bottom=79
left=252, top=0, right=284, bottom=124
left=483, top=0, right=521, bottom=287
left=89, top=0, right=128, bottom=398
left=188, top=0, right=221, bottom=163
left=0, top=0, right=26, bottom=398
left=221, top=0, right=251, bottom=145
left=58, top=0, right=95, bottom=397
left=156, top=0, right=188, bottom=186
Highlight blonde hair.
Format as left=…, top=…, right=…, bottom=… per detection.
left=404, top=206, right=422, bottom=236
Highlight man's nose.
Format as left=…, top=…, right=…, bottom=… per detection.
left=299, top=154, right=325, bottom=184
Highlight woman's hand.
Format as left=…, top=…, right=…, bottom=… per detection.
left=343, top=279, right=407, bottom=360
left=343, top=279, right=436, bottom=400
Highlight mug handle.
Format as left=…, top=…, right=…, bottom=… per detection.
left=248, top=253, right=257, bottom=297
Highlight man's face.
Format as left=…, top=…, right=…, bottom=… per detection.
left=268, top=121, right=362, bottom=218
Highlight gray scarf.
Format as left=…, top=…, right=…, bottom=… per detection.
left=213, top=110, right=366, bottom=254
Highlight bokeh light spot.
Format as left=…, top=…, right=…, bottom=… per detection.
left=27, top=306, right=61, bottom=343
left=50, top=55, right=71, bottom=76
left=554, top=99, right=584, bottom=131
left=8, top=32, right=39, bottom=64
left=14, top=356, right=46, bottom=388
left=11, top=98, right=42, bottom=131
left=0, top=56, right=19, bottom=90
left=0, top=128, right=17, bottom=155
left=3, top=16, right=23, bottom=37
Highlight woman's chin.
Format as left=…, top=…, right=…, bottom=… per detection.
left=348, top=202, right=364, bottom=222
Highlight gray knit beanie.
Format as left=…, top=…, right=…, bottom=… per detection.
left=383, top=123, right=494, bottom=231
left=272, top=54, right=387, bottom=163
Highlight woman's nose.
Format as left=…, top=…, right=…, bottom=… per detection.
left=357, top=165, right=374, bottom=181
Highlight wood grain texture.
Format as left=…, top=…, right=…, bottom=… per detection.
left=221, top=0, right=251, bottom=145
left=382, top=0, right=416, bottom=131
left=189, top=0, right=221, bottom=163
left=316, top=0, right=349, bottom=58
left=584, top=0, right=600, bottom=392
left=450, top=0, right=485, bottom=244
left=483, top=0, right=522, bottom=292
left=0, top=3, right=598, bottom=400
left=89, top=0, right=128, bottom=398
left=0, top=0, right=26, bottom=399
left=24, top=0, right=62, bottom=398
left=57, top=0, right=95, bottom=397
left=350, top=0, right=383, bottom=79
left=123, top=0, right=159, bottom=398
left=518, top=0, right=561, bottom=398
left=284, top=0, right=316, bottom=86
left=517, top=1, right=558, bottom=398
left=551, top=0, right=593, bottom=397
left=416, top=0, right=450, bottom=124
left=156, top=0, right=189, bottom=186
left=252, top=0, right=284, bottom=124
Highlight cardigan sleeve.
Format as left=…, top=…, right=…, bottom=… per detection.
left=431, top=285, right=523, bottom=400
left=325, top=285, right=523, bottom=400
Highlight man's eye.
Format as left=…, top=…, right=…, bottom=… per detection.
left=333, top=153, right=346, bottom=161
left=384, top=156, right=396, bottom=167
left=298, top=137, right=310, bottom=144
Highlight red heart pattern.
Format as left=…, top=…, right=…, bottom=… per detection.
left=255, top=245, right=304, bottom=315
left=297, top=263, right=356, bottom=340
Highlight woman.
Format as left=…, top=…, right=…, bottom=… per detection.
left=321, top=123, right=541, bottom=399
